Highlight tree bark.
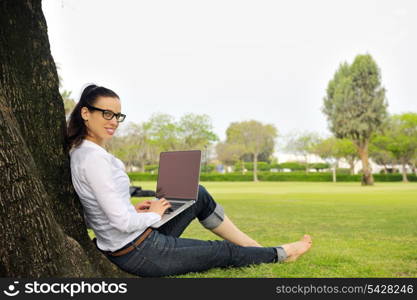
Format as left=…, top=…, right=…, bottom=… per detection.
left=253, top=152, right=258, bottom=182
left=0, top=0, right=131, bottom=277
left=348, top=158, right=355, bottom=175
left=401, top=160, right=409, bottom=183
left=356, top=141, right=374, bottom=186
left=240, top=160, right=245, bottom=175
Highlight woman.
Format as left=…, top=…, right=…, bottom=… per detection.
left=67, top=84, right=312, bottom=277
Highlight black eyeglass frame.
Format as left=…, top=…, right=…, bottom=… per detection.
left=84, top=103, right=126, bottom=122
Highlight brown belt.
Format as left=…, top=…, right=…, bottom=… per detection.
left=105, top=228, right=153, bottom=257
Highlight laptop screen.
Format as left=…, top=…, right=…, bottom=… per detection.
left=156, top=150, right=201, bottom=200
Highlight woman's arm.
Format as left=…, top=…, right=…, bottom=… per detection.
left=83, top=154, right=161, bottom=233
left=135, top=199, right=172, bottom=215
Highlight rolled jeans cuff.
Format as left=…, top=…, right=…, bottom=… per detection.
left=199, top=203, right=225, bottom=230
left=275, top=246, right=288, bottom=263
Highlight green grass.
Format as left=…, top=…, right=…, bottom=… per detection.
left=104, top=182, right=417, bottom=277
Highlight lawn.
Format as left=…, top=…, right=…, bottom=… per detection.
left=126, top=181, right=417, bottom=277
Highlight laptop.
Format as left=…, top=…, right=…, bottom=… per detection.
left=150, top=150, right=202, bottom=228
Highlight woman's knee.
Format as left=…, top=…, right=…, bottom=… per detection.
left=198, top=184, right=208, bottom=196
left=199, top=204, right=224, bottom=230
left=196, top=185, right=225, bottom=229
left=197, top=185, right=211, bottom=205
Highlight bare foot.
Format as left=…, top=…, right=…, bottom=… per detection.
left=281, top=235, right=312, bottom=262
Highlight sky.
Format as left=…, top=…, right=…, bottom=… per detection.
left=42, top=0, right=417, bottom=151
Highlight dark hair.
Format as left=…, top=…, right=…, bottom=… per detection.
left=66, top=84, right=120, bottom=150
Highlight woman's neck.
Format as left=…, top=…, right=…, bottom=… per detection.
left=85, top=136, right=105, bottom=148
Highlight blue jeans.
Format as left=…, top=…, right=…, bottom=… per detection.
left=105, top=185, right=286, bottom=277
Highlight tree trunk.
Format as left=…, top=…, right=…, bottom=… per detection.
left=349, top=158, right=355, bottom=175
left=0, top=0, right=130, bottom=277
left=332, top=163, right=337, bottom=183
left=356, top=141, right=374, bottom=186
left=401, top=160, right=409, bottom=183
left=253, top=152, right=258, bottom=182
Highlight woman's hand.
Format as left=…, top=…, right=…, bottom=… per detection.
left=134, top=200, right=152, bottom=213
left=147, top=198, right=172, bottom=216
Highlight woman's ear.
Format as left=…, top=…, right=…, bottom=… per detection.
left=80, top=107, right=89, bottom=121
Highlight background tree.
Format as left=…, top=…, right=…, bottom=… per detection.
left=285, top=132, right=320, bottom=174
left=333, top=138, right=359, bottom=175
left=56, top=64, right=75, bottom=118
left=105, top=114, right=218, bottom=172
left=311, top=137, right=340, bottom=182
left=177, top=113, right=219, bottom=151
left=240, top=144, right=275, bottom=163
left=146, top=113, right=181, bottom=152
left=369, top=140, right=396, bottom=174
left=410, top=156, right=417, bottom=176
left=323, top=54, right=388, bottom=185
left=145, top=112, right=218, bottom=154
left=215, top=142, right=246, bottom=173
left=0, top=0, right=128, bottom=277
left=371, top=113, right=417, bottom=182
left=106, top=122, right=159, bottom=172
left=61, top=89, right=76, bottom=118
left=226, top=120, right=278, bottom=181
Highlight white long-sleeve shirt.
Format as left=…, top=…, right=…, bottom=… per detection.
left=69, top=139, right=161, bottom=251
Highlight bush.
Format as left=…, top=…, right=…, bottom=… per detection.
left=310, top=163, right=330, bottom=171
left=144, top=164, right=158, bottom=172
left=270, top=163, right=282, bottom=169
left=336, top=168, right=351, bottom=175
left=128, top=172, right=158, bottom=181
left=258, top=172, right=362, bottom=182
left=201, top=163, right=216, bottom=173
left=249, top=162, right=271, bottom=171
left=373, top=174, right=417, bottom=182
left=201, top=173, right=253, bottom=181
left=279, top=162, right=305, bottom=171
left=233, top=162, right=271, bottom=171
left=255, top=162, right=271, bottom=171
left=127, top=172, right=417, bottom=182
left=233, top=163, right=243, bottom=172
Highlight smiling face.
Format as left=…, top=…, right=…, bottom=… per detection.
left=81, top=96, right=121, bottom=146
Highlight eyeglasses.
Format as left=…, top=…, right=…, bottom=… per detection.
left=85, top=103, right=126, bottom=122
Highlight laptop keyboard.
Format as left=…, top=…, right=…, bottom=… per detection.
left=164, top=202, right=185, bottom=214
